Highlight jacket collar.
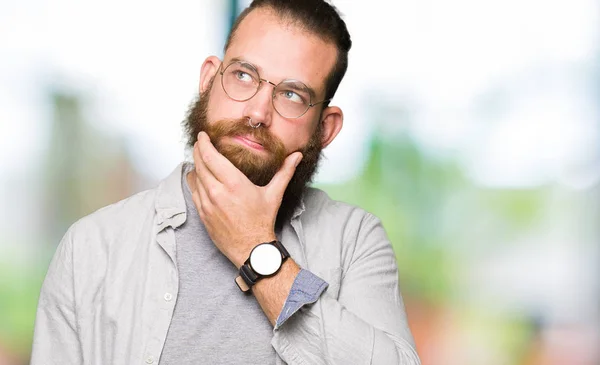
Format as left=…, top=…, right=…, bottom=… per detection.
left=291, top=195, right=306, bottom=221
left=154, top=162, right=188, bottom=231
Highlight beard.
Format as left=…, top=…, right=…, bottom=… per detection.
left=182, top=78, right=324, bottom=229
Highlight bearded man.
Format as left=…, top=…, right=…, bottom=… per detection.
left=31, top=1, right=420, bottom=364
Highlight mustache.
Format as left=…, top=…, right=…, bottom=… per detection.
left=206, top=118, right=285, bottom=153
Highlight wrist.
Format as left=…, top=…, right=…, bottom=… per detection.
left=234, top=239, right=290, bottom=293
left=253, top=259, right=300, bottom=292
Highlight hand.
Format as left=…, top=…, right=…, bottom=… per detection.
left=189, top=131, right=302, bottom=268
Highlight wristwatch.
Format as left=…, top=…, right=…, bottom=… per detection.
left=235, top=240, right=290, bottom=292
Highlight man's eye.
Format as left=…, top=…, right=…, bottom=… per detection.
left=281, top=90, right=303, bottom=103
left=235, top=71, right=252, bottom=82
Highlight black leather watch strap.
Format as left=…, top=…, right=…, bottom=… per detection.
left=273, top=240, right=290, bottom=260
left=240, top=262, right=258, bottom=287
left=235, top=240, right=290, bottom=292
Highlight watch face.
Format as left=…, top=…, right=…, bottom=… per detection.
left=250, top=243, right=282, bottom=276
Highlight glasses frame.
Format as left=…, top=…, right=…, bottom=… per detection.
left=219, top=61, right=330, bottom=119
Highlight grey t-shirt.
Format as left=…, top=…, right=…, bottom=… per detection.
left=159, top=166, right=276, bottom=364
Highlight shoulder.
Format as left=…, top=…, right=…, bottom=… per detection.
left=302, top=187, right=378, bottom=227
left=66, top=187, right=158, bottom=244
left=301, top=187, right=383, bottom=243
left=299, top=187, right=392, bottom=275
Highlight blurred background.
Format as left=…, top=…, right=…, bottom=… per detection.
left=1, top=0, right=598, bottom=364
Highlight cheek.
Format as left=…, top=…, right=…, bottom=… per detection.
left=273, top=120, right=318, bottom=153
left=207, top=86, right=243, bottom=121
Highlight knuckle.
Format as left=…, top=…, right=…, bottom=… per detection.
left=200, top=200, right=213, bottom=215
left=198, top=208, right=207, bottom=221
left=228, top=178, right=242, bottom=191
left=207, top=186, right=222, bottom=200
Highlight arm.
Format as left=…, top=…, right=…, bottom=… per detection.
left=270, top=214, right=420, bottom=365
left=252, top=258, right=302, bottom=326
left=190, top=133, right=419, bottom=363
left=30, top=227, right=83, bottom=364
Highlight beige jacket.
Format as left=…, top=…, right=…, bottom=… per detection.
left=31, top=163, right=420, bottom=365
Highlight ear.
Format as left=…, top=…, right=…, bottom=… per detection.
left=199, top=56, right=222, bottom=93
left=318, top=105, right=343, bottom=149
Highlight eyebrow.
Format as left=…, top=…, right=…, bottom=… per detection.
left=282, top=81, right=316, bottom=99
left=225, top=57, right=318, bottom=100
left=228, top=57, right=253, bottom=68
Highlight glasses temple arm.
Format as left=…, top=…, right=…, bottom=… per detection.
left=309, top=99, right=332, bottom=107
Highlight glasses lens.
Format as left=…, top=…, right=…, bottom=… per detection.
left=273, top=81, right=311, bottom=118
left=222, top=62, right=260, bottom=101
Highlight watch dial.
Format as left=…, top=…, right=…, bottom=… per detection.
left=250, top=243, right=282, bottom=276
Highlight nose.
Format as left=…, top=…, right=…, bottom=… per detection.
left=242, top=80, right=275, bottom=127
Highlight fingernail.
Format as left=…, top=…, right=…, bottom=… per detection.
left=294, top=154, right=303, bottom=167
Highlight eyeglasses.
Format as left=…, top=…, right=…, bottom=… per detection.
left=219, top=60, right=330, bottom=119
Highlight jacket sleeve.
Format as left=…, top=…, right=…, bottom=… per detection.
left=271, top=213, right=421, bottom=365
left=30, top=226, right=83, bottom=364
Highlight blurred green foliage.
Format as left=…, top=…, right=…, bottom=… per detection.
left=0, top=253, right=49, bottom=359
left=320, top=132, right=547, bottom=304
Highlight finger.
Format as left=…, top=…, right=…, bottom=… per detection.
left=191, top=158, right=214, bottom=216
left=193, top=139, right=220, bottom=192
left=197, top=131, right=245, bottom=185
left=193, top=176, right=213, bottom=221
left=188, top=168, right=204, bottom=212
left=266, top=152, right=302, bottom=199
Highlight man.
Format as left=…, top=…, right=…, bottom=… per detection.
left=31, top=0, right=420, bottom=364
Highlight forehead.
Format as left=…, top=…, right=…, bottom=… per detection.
left=225, top=8, right=337, bottom=97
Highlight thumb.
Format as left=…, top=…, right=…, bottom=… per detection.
left=266, top=152, right=303, bottom=199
